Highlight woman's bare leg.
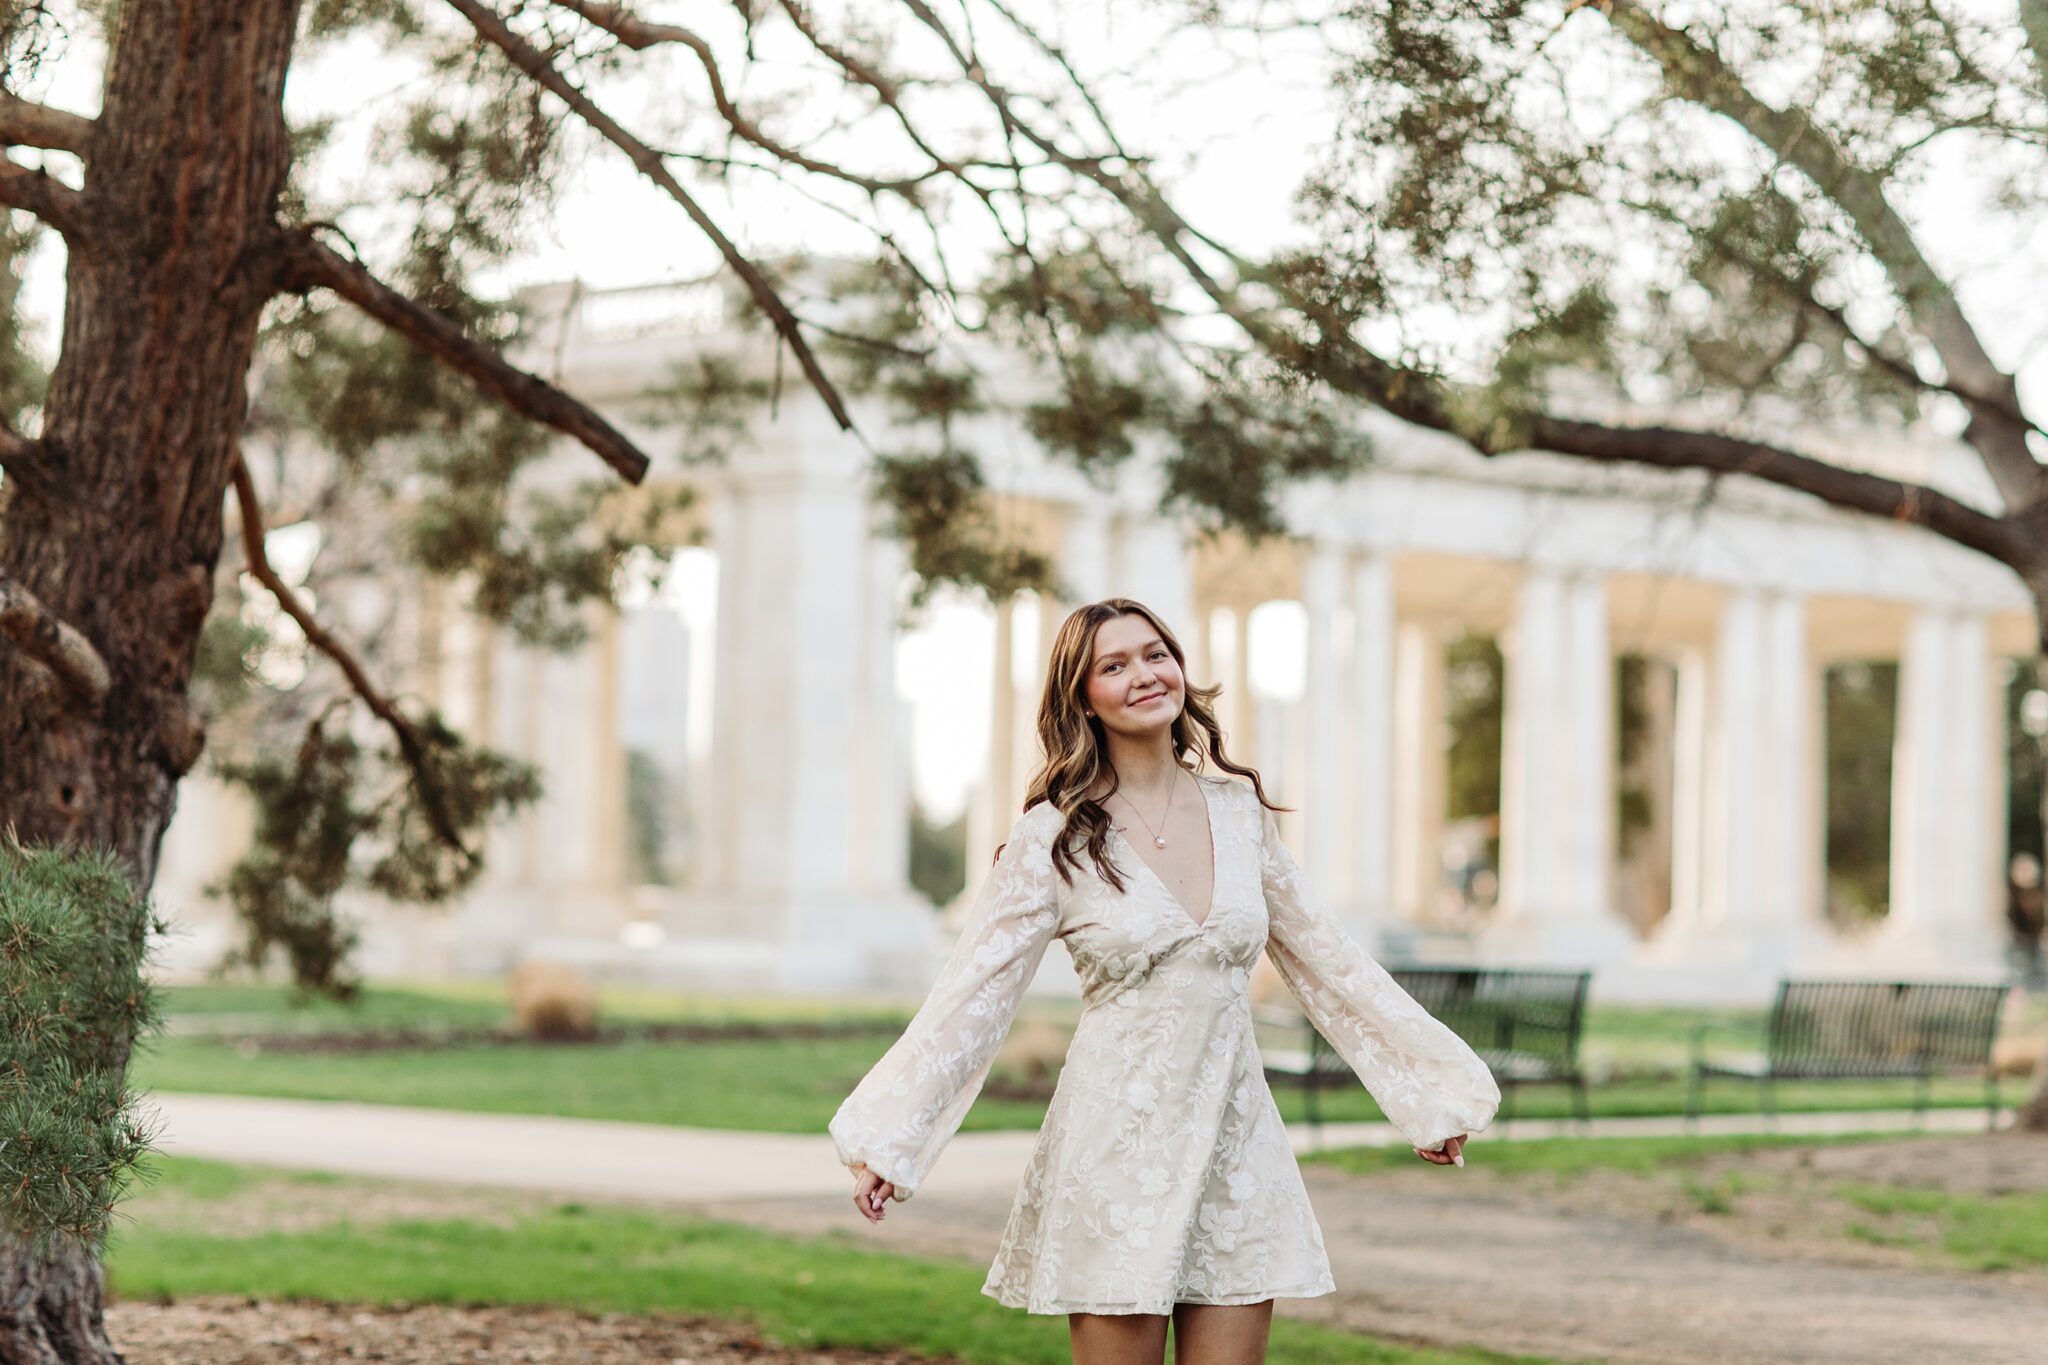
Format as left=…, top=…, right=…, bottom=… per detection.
left=1069, top=1310, right=1169, bottom=1365
left=1169, top=1300, right=1273, bottom=1365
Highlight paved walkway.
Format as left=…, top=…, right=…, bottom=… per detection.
left=146, top=1091, right=2010, bottom=1204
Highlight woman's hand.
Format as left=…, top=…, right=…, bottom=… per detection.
left=1414, top=1134, right=1467, bottom=1167
left=853, top=1166, right=896, bottom=1222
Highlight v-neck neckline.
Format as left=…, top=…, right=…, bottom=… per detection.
left=1108, top=773, right=1219, bottom=933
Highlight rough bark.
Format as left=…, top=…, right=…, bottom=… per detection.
left=0, top=1, right=305, bottom=1360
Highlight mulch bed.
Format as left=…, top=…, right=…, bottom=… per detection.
left=106, top=1297, right=953, bottom=1363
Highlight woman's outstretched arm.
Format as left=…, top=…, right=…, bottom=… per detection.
left=1257, top=803, right=1501, bottom=1155
left=829, top=804, right=1062, bottom=1205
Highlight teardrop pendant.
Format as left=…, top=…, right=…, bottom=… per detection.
left=1154, top=836, right=1168, bottom=848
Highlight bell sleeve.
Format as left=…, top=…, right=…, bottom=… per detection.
left=1258, top=803, right=1500, bottom=1152
left=828, top=805, right=1062, bottom=1202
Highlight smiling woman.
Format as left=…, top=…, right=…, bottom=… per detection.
left=829, top=597, right=1501, bottom=1365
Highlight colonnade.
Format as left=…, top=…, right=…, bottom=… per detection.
left=957, top=520, right=2023, bottom=999
left=146, top=280, right=2036, bottom=1001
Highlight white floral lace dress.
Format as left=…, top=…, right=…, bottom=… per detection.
left=828, top=771, right=1501, bottom=1316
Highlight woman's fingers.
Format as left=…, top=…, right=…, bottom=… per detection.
left=1412, top=1135, right=1469, bottom=1166
left=852, top=1170, right=888, bottom=1223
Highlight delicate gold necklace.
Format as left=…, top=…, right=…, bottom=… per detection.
left=1116, top=768, right=1182, bottom=849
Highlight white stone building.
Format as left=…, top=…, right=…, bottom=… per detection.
left=153, top=279, right=2040, bottom=1005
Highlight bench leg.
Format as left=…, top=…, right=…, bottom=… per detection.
left=1572, top=1077, right=1591, bottom=1133
left=1760, top=1075, right=1776, bottom=1131
left=1988, top=1074, right=2001, bottom=1133
left=1686, top=1066, right=1702, bottom=1133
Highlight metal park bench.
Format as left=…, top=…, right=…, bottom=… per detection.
left=1258, top=965, right=1594, bottom=1143
left=1686, top=979, right=2010, bottom=1131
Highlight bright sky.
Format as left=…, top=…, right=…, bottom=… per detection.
left=7, top=5, right=2046, bottom=822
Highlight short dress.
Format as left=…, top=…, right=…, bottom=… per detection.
left=828, top=771, right=1501, bottom=1316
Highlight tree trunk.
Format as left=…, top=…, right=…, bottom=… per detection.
left=0, top=2, right=302, bottom=1359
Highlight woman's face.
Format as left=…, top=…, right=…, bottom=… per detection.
left=1083, top=613, right=1185, bottom=739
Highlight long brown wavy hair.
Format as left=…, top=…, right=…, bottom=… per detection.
left=1013, top=597, right=1286, bottom=893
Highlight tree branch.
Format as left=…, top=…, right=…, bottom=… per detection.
left=1599, top=0, right=2046, bottom=511
left=277, top=230, right=651, bottom=484
left=0, top=153, right=85, bottom=238
left=1523, top=415, right=2024, bottom=565
left=0, top=422, right=40, bottom=472
left=0, top=93, right=93, bottom=155
left=230, top=458, right=478, bottom=870
left=548, top=1, right=937, bottom=196
left=540, top=0, right=664, bottom=47
left=1054, top=157, right=2031, bottom=572
left=444, top=0, right=854, bottom=431
left=0, top=576, right=109, bottom=712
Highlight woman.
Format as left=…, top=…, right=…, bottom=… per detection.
left=830, top=597, right=1500, bottom=1364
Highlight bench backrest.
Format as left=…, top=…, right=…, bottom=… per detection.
left=1766, top=980, right=2008, bottom=1071
left=1388, top=966, right=1591, bottom=1063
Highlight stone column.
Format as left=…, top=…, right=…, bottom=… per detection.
left=1115, top=516, right=1195, bottom=644
left=1062, top=505, right=1113, bottom=609
left=851, top=533, right=911, bottom=893
left=1666, top=645, right=1709, bottom=932
left=967, top=597, right=1020, bottom=882
left=1701, top=589, right=1767, bottom=931
left=1350, top=554, right=1396, bottom=928
left=1224, top=605, right=1257, bottom=769
left=1488, top=571, right=1633, bottom=962
left=1300, top=542, right=1348, bottom=898
left=1391, top=620, right=1446, bottom=922
left=1761, top=595, right=1816, bottom=933
left=1889, top=609, right=1948, bottom=938
left=1645, top=589, right=1813, bottom=992
left=1943, top=615, right=2003, bottom=955
left=1886, top=610, right=2006, bottom=972
left=1499, top=568, right=1567, bottom=921
left=1564, top=576, right=1615, bottom=920
left=1015, top=591, right=1058, bottom=798
left=701, top=450, right=936, bottom=989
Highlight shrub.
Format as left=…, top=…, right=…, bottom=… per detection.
left=507, top=960, right=598, bottom=1041
left=0, top=837, right=164, bottom=1251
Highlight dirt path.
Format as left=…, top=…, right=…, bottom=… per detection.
left=694, top=1133, right=2048, bottom=1365
left=104, top=1297, right=945, bottom=1364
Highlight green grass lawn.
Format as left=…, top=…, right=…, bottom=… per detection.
left=133, top=1029, right=2018, bottom=1132
left=107, top=1158, right=1563, bottom=1365
left=1835, top=1182, right=2048, bottom=1273
left=140, top=980, right=2028, bottom=1132
left=1302, top=1130, right=1912, bottom=1179
left=157, top=980, right=921, bottom=1035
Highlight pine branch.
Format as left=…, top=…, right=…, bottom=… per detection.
left=547, top=0, right=937, bottom=196
left=277, top=230, right=651, bottom=484
left=0, top=575, right=110, bottom=712
left=1523, top=415, right=2023, bottom=563
left=881, top=14, right=2032, bottom=574
left=230, top=458, right=479, bottom=871
left=0, top=94, right=93, bottom=155
left=1598, top=0, right=2046, bottom=510
left=0, top=153, right=85, bottom=238
left=444, top=0, right=854, bottom=431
